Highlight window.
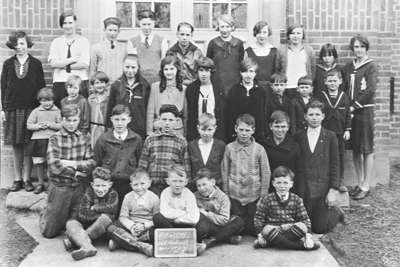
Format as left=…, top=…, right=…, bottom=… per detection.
left=116, top=1, right=171, bottom=28
left=193, top=0, right=247, bottom=29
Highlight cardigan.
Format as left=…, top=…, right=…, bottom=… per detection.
left=185, top=77, right=226, bottom=141
left=195, top=186, right=230, bottom=226
left=1, top=55, right=45, bottom=110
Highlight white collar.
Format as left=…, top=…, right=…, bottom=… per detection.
left=198, top=139, right=213, bottom=146
left=140, top=32, right=153, bottom=43
left=307, top=126, right=321, bottom=133
left=113, top=130, right=128, bottom=140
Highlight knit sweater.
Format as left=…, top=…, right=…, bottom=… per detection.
left=195, top=186, right=230, bottom=226
left=77, top=187, right=119, bottom=222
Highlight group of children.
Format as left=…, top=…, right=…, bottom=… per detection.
left=1, top=7, right=378, bottom=261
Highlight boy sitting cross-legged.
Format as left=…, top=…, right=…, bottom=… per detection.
left=63, top=167, right=119, bottom=260
left=152, top=164, right=210, bottom=255
left=221, top=113, right=271, bottom=236
left=107, top=169, right=159, bottom=257
left=195, top=168, right=244, bottom=250
left=253, top=166, right=320, bottom=251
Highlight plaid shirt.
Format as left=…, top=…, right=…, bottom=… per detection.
left=138, top=132, right=191, bottom=184
left=47, top=128, right=95, bottom=187
left=254, top=192, right=311, bottom=234
left=78, top=187, right=119, bottom=222
left=221, top=138, right=271, bottom=205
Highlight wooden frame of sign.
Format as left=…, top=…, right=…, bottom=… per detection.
left=154, top=228, right=197, bottom=258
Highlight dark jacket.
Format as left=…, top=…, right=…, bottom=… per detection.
left=226, top=83, right=266, bottom=142
left=313, top=63, right=344, bottom=97
left=106, top=74, right=150, bottom=139
left=188, top=138, right=225, bottom=187
left=94, top=129, right=143, bottom=180
left=289, top=96, right=316, bottom=135
left=318, top=90, right=351, bottom=134
left=294, top=127, right=339, bottom=199
left=260, top=134, right=302, bottom=194
left=185, top=77, right=226, bottom=141
left=1, top=54, right=45, bottom=110
left=266, top=93, right=290, bottom=123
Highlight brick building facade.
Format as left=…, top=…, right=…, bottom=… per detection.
left=1, top=0, right=399, bottom=187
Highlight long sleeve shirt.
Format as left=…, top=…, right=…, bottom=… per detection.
left=195, top=186, right=230, bottom=226
left=119, top=190, right=160, bottom=230
left=160, top=187, right=200, bottom=225
left=47, top=128, right=95, bottom=187
left=253, top=192, right=311, bottom=234
left=138, top=132, right=191, bottom=184
left=78, top=187, right=119, bottom=222
left=221, top=138, right=271, bottom=205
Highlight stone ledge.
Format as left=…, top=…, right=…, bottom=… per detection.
left=6, top=191, right=47, bottom=212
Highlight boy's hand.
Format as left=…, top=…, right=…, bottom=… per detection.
left=60, top=159, right=78, bottom=169
left=133, top=222, right=145, bottom=233
left=343, top=130, right=350, bottom=141
left=326, top=189, right=338, bottom=207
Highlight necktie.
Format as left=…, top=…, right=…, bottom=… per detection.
left=145, top=37, right=150, bottom=48
left=66, top=40, right=75, bottom=73
left=200, top=91, right=208, bottom=114
left=111, top=40, right=115, bottom=49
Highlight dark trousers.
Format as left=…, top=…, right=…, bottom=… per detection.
left=230, top=198, right=258, bottom=236
left=53, top=80, right=89, bottom=108
left=336, top=133, right=345, bottom=181
left=113, top=179, right=132, bottom=213
left=39, top=183, right=84, bottom=238
left=305, top=197, right=341, bottom=234
left=208, top=215, right=244, bottom=242
left=151, top=213, right=210, bottom=243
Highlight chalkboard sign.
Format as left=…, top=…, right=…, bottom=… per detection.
left=154, top=228, right=197, bottom=258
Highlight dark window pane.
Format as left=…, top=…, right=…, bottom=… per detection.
left=194, top=3, right=209, bottom=28
left=154, top=2, right=170, bottom=28
left=231, top=3, right=247, bottom=28
left=212, top=3, right=228, bottom=28
left=116, top=1, right=133, bottom=27
left=135, top=2, right=152, bottom=27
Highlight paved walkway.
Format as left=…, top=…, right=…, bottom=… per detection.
left=17, top=213, right=339, bottom=267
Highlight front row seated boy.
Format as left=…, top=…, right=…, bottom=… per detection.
left=63, top=167, right=119, bottom=260
left=107, top=169, right=159, bottom=257
left=152, top=164, right=210, bottom=255
left=194, top=168, right=244, bottom=251
left=253, top=166, right=320, bottom=251
left=40, top=104, right=95, bottom=239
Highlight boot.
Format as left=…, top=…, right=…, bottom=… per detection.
left=86, top=214, right=113, bottom=240
left=108, top=224, right=153, bottom=256
left=65, top=220, right=97, bottom=261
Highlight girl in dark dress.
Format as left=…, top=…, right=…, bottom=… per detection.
left=1, top=31, right=46, bottom=191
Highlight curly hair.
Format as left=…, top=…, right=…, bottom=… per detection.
left=92, top=167, right=112, bottom=181
left=158, top=55, right=183, bottom=93
left=6, top=31, right=33, bottom=49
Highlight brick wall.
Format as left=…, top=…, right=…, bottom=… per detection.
left=286, top=0, right=400, bottom=152
left=0, top=0, right=75, bottom=187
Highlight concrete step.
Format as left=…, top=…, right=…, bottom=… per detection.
left=6, top=191, right=47, bottom=212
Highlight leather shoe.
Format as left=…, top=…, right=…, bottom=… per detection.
left=25, top=181, right=34, bottom=192
left=33, top=184, right=45, bottom=194
left=349, top=186, right=361, bottom=197
left=10, top=180, right=24, bottom=192
left=352, top=189, right=370, bottom=200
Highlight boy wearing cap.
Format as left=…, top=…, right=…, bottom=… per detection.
left=138, top=104, right=191, bottom=196
left=186, top=57, right=225, bottom=141
left=90, top=17, right=135, bottom=82
left=288, top=76, right=316, bottom=135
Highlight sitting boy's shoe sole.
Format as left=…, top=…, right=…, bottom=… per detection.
left=71, top=248, right=97, bottom=261
left=63, top=238, right=74, bottom=251
left=108, top=239, right=118, bottom=251
left=196, top=243, right=206, bottom=256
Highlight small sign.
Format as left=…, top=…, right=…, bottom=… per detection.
left=154, top=228, right=197, bottom=258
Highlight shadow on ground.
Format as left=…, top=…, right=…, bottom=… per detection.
left=0, top=189, right=38, bottom=267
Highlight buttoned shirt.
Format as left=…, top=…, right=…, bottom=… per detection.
left=307, top=126, right=321, bottom=153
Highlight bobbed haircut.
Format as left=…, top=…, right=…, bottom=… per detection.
left=59, top=10, right=77, bottom=28
left=6, top=31, right=34, bottom=49
left=90, top=71, right=110, bottom=85
left=319, top=43, right=338, bottom=60
left=37, top=87, right=54, bottom=101
left=272, top=166, right=294, bottom=181
left=159, top=54, right=183, bottom=92
left=269, top=110, right=290, bottom=125
left=286, top=23, right=305, bottom=40
left=253, top=20, right=272, bottom=37
left=195, top=57, right=216, bottom=72
left=349, top=34, right=370, bottom=51
left=305, top=100, right=325, bottom=114
left=236, top=113, right=255, bottom=128
left=61, top=104, right=80, bottom=118
left=111, top=104, right=131, bottom=117
left=92, top=167, right=112, bottom=181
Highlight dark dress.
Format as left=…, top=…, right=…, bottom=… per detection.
left=206, top=36, right=244, bottom=96
left=313, top=63, right=344, bottom=97
left=185, top=76, right=226, bottom=142
left=245, top=46, right=280, bottom=88
left=1, top=54, right=45, bottom=145
left=342, top=59, right=377, bottom=154
left=225, top=83, right=266, bottom=142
